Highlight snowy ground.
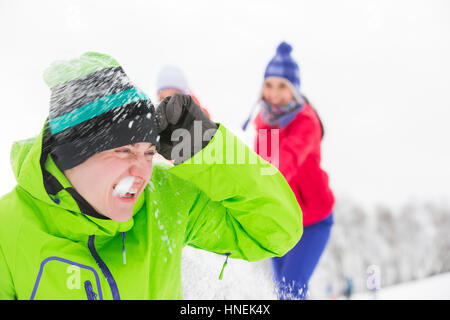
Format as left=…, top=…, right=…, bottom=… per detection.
left=182, top=246, right=450, bottom=300
left=348, top=272, right=450, bottom=300
left=181, top=246, right=277, bottom=300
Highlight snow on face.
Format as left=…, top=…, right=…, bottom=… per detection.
left=64, top=142, right=154, bottom=222
left=112, top=175, right=135, bottom=197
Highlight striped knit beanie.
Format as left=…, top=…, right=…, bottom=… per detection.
left=264, top=42, right=302, bottom=103
left=43, top=52, right=158, bottom=170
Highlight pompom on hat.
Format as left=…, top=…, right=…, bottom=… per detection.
left=43, top=52, right=158, bottom=170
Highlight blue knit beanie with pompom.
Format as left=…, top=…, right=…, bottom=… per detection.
left=264, top=42, right=301, bottom=102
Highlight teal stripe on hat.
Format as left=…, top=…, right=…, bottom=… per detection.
left=49, top=88, right=150, bottom=134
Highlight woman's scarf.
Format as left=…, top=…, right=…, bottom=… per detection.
left=260, top=98, right=304, bottom=128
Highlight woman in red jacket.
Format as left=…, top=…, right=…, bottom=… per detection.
left=252, top=42, right=335, bottom=299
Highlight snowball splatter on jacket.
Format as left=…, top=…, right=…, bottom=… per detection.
left=0, top=122, right=302, bottom=299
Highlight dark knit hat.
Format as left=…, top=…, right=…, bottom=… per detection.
left=43, top=52, right=158, bottom=170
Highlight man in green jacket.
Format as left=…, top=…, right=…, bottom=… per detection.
left=0, top=52, right=303, bottom=300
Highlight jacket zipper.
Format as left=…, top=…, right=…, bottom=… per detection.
left=122, top=232, right=126, bottom=265
left=84, top=280, right=97, bottom=300
left=213, top=252, right=231, bottom=280
left=88, top=235, right=121, bottom=300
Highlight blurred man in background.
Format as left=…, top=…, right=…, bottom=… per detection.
left=156, top=65, right=211, bottom=118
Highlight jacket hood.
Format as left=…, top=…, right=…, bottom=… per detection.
left=10, top=121, right=144, bottom=240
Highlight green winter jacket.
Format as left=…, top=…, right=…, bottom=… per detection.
left=0, top=122, right=303, bottom=300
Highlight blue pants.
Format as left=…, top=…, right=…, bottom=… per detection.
left=271, top=213, right=333, bottom=300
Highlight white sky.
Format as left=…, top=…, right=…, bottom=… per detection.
left=0, top=0, right=449, bottom=210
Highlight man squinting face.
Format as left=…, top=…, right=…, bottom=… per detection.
left=64, top=142, right=156, bottom=222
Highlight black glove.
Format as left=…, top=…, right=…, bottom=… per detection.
left=155, top=93, right=217, bottom=164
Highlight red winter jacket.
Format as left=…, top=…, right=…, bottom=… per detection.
left=254, top=101, right=334, bottom=226
left=190, top=92, right=211, bottom=119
